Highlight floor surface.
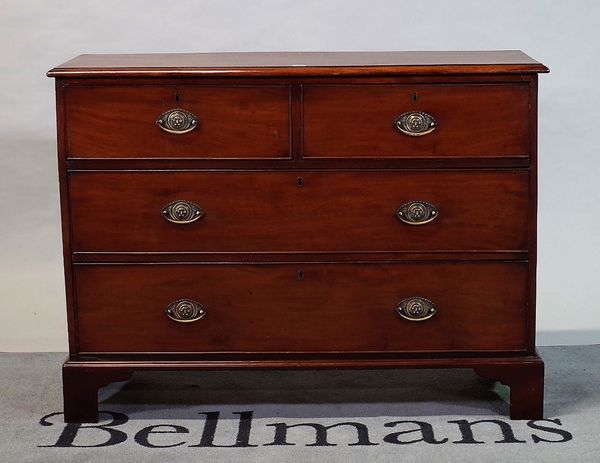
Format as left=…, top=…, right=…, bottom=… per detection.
left=1, top=346, right=598, bottom=462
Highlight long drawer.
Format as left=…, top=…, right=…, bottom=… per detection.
left=303, top=84, right=530, bottom=158
left=64, top=85, right=291, bottom=158
left=69, top=170, right=529, bottom=253
left=74, top=262, right=528, bottom=353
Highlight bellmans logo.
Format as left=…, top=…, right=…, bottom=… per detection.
left=38, top=411, right=573, bottom=448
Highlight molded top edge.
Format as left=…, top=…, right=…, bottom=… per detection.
left=47, top=50, right=549, bottom=77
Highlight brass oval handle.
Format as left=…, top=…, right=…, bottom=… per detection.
left=162, top=200, right=203, bottom=224
left=394, top=111, right=436, bottom=137
left=396, top=297, right=437, bottom=322
left=396, top=200, right=438, bottom=225
left=156, top=108, right=198, bottom=134
left=166, top=299, right=207, bottom=323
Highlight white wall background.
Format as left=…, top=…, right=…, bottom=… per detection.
left=1, top=0, right=599, bottom=351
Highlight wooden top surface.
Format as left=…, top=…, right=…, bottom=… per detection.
left=47, top=50, right=548, bottom=77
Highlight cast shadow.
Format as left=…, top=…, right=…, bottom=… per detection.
left=99, top=367, right=510, bottom=420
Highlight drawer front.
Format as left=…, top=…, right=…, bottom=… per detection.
left=303, top=85, right=529, bottom=158
left=65, top=85, right=291, bottom=158
left=70, top=170, right=528, bottom=253
left=75, top=262, right=528, bottom=353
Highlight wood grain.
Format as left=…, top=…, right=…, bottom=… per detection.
left=69, top=170, right=529, bottom=253
left=74, top=262, right=528, bottom=353
left=66, top=85, right=291, bottom=158
left=303, top=84, right=530, bottom=158
left=48, top=51, right=548, bottom=422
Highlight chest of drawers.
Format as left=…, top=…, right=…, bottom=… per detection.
left=48, top=51, right=548, bottom=423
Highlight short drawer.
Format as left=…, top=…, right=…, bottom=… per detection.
left=65, top=85, right=291, bottom=158
left=75, top=262, right=528, bottom=353
left=303, top=84, right=530, bottom=158
left=69, top=170, right=529, bottom=253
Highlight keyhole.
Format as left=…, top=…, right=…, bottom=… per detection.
left=297, top=268, right=304, bottom=280
left=411, top=92, right=418, bottom=103
left=296, top=176, right=304, bottom=187
left=175, top=92, right=180, bottom=103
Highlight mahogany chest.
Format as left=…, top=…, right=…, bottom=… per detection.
left=47, top=51, right=548, bottom=422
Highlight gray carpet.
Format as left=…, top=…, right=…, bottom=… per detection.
left=1, top=346, right=598, bottom=462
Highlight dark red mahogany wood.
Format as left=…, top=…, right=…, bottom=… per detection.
left=48, top=51, right=547, bottom=423
left=47, top=50, right=548, bottom=77
left=303, top=84, right=530, bottom=158
left=69, top=170, right=529, bottom=253
left=74, top=262, right=528, bottom=353
left=65, top=85, right=291, bottom=158
left=474, top=359, right=545, bottom=420
left=62, top=365, right=133, bottom=423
